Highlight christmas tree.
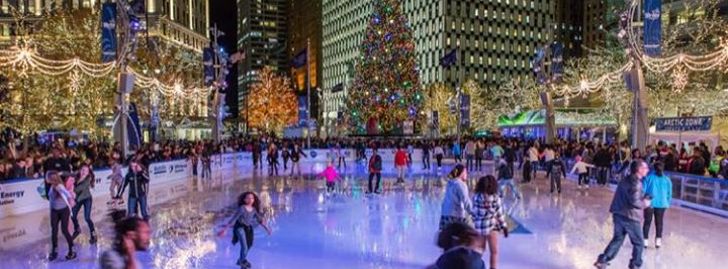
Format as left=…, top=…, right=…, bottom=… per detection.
left=347, top=0, right=422, bottom=134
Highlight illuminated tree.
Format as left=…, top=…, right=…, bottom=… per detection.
left=346, top=0, right=423, bottom=133
left=471, top=77, right=542, bottom=130
left=247, top=67, right=298, bottom=133
left=422, top=83, right=455, bottom=135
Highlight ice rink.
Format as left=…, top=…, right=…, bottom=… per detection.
left=1, top=161, right=726, bottom=269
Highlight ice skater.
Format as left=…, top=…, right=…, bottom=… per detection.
left=548, top=155, right=567, bottom=194
left=428, top=223, right=486, bottom=269
left=571, top=155, right=595, bottom=189
left=367, top=148, right=383, bottom=194
left=219, top=192, right=272, bottom=269
left=289, top=143, right=307, bottom=176
left=99, top=210, right=151, bottom=269
left=45, top=171, right=77, bottom=261
left=594, top=160, right=651, bottom=269
left=72, top=164, right=97, bottom=244
left=471, top=175, right=509, bottom=269
left=439, top=164, right=472, bottom=230
left=318, top=160, right=339, bottom=193
left=394, top=146, right=408, bottom=184
left=497, top=159, right=521, bottom=200
left=642, top=161, right=672, bottom=249
left=117, top=160, right=150, bottom=220
left=107, top=154, right=125, bottom=206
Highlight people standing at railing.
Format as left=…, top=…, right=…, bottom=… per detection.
left=708, top=146, right=724, bottom=178
left=72, top=164, right=97, bottom=245
left=642, top=161, right=672, bottom=249
left=118, top=160, right=150, bottom=220
left=688, top=147, right=707, bottom=176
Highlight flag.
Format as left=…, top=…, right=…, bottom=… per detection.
left=460, top=94, right=470, bottom=128
left=291, top=48, right=307, bottom=68
left=298, top=95, right=308, bottom=127
left=550, top=42, right=564, bottom=83
left=644, top=0, right=662, bottom=57
left=203, top=48, right=214, bottom=86
left=127, top=103, right=142, bottom=148
left=100, top=3, right=117, bottom=63
left=230, top=50, right=246, bottom=63
left=440, top=48, right=457, bottom=68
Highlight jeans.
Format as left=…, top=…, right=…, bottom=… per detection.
left=598, top=214, right=644, bottom=268
left=234, top=225, right=254, bottom=264
left=202, top=164, right=212, bottom=179
left=643, top=208, right=667, bottom=239
left=72, top=197, right=95, bottom=234
left=498, top=179, right=521, bottom=199
left=368, top=172, right=381, bottom=192
left=338, top=157, right=346, bottom=168
left=597, top=167, right=610, bottom=185
left=475, top=156, right=483, bottom=171
left=530, top=161, right=539, bottom=179
left=466, top=155, right=475, bottom=171
left=550, top=175, right=562, bottom=193
left=422, top=154, right=430, bottom=169
left=128, top=196, right=149, bottom=219
left=50, top=207, right=74, bottom=252
left=578, top=172, right=589, bottom=186
left=435, top=154, right=443, bottom=168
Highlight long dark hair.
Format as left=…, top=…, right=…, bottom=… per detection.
left=475, top=175, right=498, bottom=196
left=436, top=222, right=480, bottom=251
left=108, top=210, right=146, bottom=254
left=79, top=164, right=96, bottom=188
left=448, top=164, right=466, bottom=179
left=238, top=191, right=261, bottom=213
left=653, top=161, right=665, bottom=177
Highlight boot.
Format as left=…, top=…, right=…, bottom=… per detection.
left=644, top=239, right=649, bottom=248
left=655, top=238, right=662, bottom=249
left=89, top=231, right=98, bottom=244
left=72, top=230, right=81, bottom=240
left=48, top=251, right=58, bottom=261
left=65, top=251, right=77, bottom=260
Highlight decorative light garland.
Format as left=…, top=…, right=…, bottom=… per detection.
left=0, top=42, right=209, bottom=100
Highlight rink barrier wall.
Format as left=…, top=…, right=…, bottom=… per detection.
left=0, top=148, right=423, bottom=219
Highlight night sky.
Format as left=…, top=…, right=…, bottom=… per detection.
left=209, top=0, right=238, bottom=120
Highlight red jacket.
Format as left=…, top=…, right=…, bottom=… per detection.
left=395, top=150, right=408, bottom=166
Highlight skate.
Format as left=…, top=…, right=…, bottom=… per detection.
left=48, top=252, right=58, bottom=261
left=65, top=251, right=77, bottom=260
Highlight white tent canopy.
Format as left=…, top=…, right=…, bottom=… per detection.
left=649, top=131, right=720, bottom=150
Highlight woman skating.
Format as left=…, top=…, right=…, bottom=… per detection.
left=439, top=164, right=472, bottom=230
left=471, top=175, right=508, bottom=269
left=643, top=161, right=672, bottom=249
left=46, top=171, right=77, bottom=261
left=72, top=164, right=97, bottom=244
left=219, top=192, right=272, bottom=269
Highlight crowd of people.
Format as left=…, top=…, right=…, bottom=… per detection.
left=2, top=129, right=724, bottom=268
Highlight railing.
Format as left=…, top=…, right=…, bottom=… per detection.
left=665, top=172, right=728, bottom=217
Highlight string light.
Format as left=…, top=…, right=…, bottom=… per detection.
left=0, top=42, right=209, bottom=100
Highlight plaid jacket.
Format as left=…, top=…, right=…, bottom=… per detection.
left=471, top=193, right=507, bottom=234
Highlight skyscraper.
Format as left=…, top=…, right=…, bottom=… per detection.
left=321, top=0, right=556, bottom=130
left=237, top=0, right=288, bottom=123
left=288, top=0, right=322, bottom=124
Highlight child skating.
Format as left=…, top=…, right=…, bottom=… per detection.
left=218, top=192, right=272, bottom=269
left=318, top=161, right=340, bottom=194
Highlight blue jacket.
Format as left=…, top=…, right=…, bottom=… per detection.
left=643, top=173, right=672, bottom=208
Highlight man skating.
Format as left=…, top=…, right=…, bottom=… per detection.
left=594, top=160, right=651, bottom=269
